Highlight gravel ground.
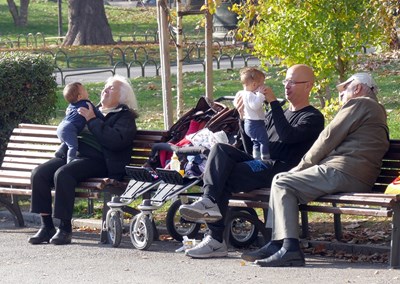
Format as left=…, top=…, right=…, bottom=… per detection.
left=0, top=214, right=399, bottom=284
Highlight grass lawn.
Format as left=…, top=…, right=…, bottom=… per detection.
left=0, top=1, right=202, bottom=43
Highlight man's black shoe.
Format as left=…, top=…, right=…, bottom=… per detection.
left=28, top=227, right=56, bottom=244
left=255, top=247, right=305, bottom=267
left=241, top=241, right=281, bottom=262
left=49, top=229, right=72, bottom=245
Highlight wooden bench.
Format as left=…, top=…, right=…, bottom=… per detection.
left=227, top=139, right=400, bottom=268
left=0, top=123, right=168, bottom=242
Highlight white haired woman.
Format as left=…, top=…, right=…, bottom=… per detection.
left=29, top=75, right=139, bottom=245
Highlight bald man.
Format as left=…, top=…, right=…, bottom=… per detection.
left=179, top=64, right=325, bottom=259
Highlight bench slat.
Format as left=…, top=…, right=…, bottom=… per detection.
left=0, top=177, right=31, bottom=187
left=315, top=194, right=397, bottom=206
left=133, top=141, right=163, bottom=148
left=228, top=200, right=269, bottom=209
left=18, top=123, right=58, bottom=131
left=5, top=150, right=56, bottom=159
left=231, top=189, right=270, bottom=201
left=77, top=181, right=107, bottom=190
left=75, top=191, right=100, bottom=199
left=129, top=158, right=150, bottom=166
left=0, top=170, right=32, bottom=178
left=0, top=162, right=38, bottom=171
left=2, top=157, right=50, bottom=165
left=6, top=143, right=59, bottom=152
left=300, top=204, right=392, bottom=217
left=134, top=134, right=168, bottom=141
left=12, top=128, right=59, bottom=137
left=0, top=187, right=32, bottom=195
left=9, top=136, right=60, bottom=144
left=0, top=187, right=99, bottom=199
left=131, top=150, right=152, bottom=158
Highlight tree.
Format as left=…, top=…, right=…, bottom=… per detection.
left=232, top=0, right=391, bottom=105
left=373, top=0, right=400, bottom=50
left=63, top=0, right=114, bottom=46
left=7, top=0, right=30, bottom=27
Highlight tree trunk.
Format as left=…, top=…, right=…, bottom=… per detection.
left=63, top=0, right=114, bottom=46
left=7, top=0, right=30, bottom=27
left=390, top=26, right=400, bottom=50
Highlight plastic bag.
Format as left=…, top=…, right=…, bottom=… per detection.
left=186, top=128, right=229, bottom=149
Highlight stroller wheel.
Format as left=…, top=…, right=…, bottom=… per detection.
left=227, top=209, right=259, bottom=248
left=166, top=199, right=201, bottom=241
left=129, top=214, right=154, bottom=250
left=107, top=211, right=123, bottom=248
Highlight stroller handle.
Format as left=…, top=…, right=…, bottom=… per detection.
left=175, top=146, right=210, bottom=156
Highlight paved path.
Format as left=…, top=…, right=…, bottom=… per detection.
left=54, top=57, right=261, bottom=85
left=0, top=214, right=398, bottom=284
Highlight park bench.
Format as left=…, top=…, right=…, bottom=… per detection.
left=0, top=123, right=168, bottom=243
left=227, top=139, right=400, bottom=268
left=1, top=124, right=399, bottom=267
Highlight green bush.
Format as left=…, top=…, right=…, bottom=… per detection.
left=0, top=52, right=57, bottom=162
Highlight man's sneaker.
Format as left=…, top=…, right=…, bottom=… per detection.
left=185, top=235, right=228, bottom=258
left=179, top=197, right=222, bottom=222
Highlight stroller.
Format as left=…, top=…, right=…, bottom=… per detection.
left=102, top=96, right=240, bottom=248
left=103, top=96, right=264, bottom=250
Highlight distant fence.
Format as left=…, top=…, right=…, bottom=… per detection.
left=45, top=43, right=256, bottom=85
left=1, top=32, right=258, bottom=85
left=0, top=30, right=159, bottom=49
left=0, top=33, right=63, bottom=48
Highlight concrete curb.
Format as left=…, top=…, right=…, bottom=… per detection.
left=0, top=210, right=390, bottom=255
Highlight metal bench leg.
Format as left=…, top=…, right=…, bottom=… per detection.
left=0, top=195, right=25, bottom=227
left=87, top=198, right=94, bottom=216
left=390, top=203, right=400, bottom=268
left=300, top=210, right=309, bottom=238
left=100, top=191, right=112, bottom=244
left=223, top=209, right=232, bottom=247
left=332, top=202, right=343, bottom=240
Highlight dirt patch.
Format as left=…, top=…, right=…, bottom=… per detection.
left=304, top=215, right=391, bottom=264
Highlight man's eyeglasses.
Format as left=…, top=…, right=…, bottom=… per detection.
left=282, top=79, right=309, bottom=86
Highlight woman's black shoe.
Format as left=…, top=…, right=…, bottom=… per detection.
left=28, top=227, right=56, bottom=244
left=49, top=229, right=72, bottom=245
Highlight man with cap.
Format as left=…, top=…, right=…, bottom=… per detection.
left=241, top=72, right=390, bottom=267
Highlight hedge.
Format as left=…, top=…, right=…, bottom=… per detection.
left=0, top=52, right=57, bottom=162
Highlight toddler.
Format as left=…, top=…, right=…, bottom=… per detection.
left=57, top=82, right=103, bottom=163
left=233, top=67, right=270, bottom=160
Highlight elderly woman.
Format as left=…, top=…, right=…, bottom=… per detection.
left=28, top=75, right=138, bottom=245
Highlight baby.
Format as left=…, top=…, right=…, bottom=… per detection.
left=233, top=67, right=270, bottom=161
left=56, top=82, right=103, bottom=163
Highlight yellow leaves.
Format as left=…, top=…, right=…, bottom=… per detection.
left=321, top=98, right=341, bottom=123
left=207, top=0, right=220, bottom=14
left=75, top=226, right=100, bottom=233
left=146, top=83, right=158, bottom=90
left=159, top=234, right=173, bottom=241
